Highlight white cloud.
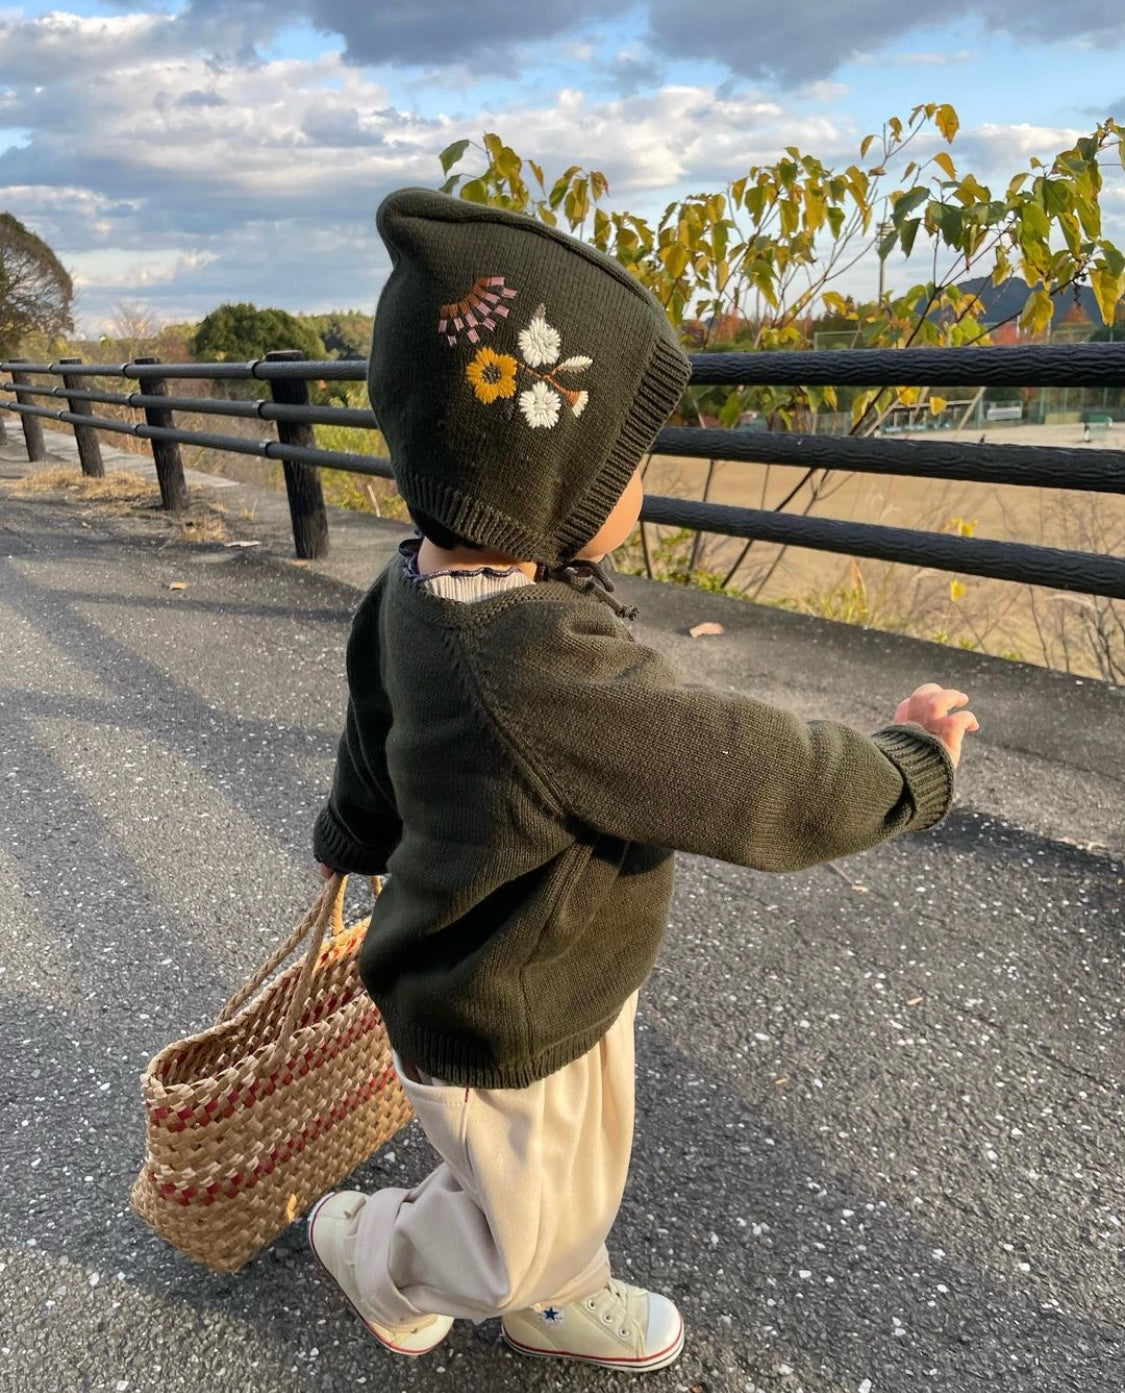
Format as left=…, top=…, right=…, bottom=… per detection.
left=68, top=248, right=220, bottom=291
left=3, top=54, right=854, bottom=331
left=853, top=49, right=977, bottom=67
left=961, top=121, right=1086, bottom=176
left=2, top=6, right=1122, bottom=334
left=0, top=11, right=173, bottom=83
left=800, top=81, right=852, bottom=102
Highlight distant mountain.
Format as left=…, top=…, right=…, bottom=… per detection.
left=959, top=276, right=1102, bottom=328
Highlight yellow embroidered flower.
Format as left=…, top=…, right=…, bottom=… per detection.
left=466, top=347, right=518, bottom=404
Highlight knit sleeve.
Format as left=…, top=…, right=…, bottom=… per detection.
left=471, top=604, right=954, bottom=872
left=313, top=589, right=403, bottom=875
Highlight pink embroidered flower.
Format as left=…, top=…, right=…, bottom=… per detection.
left=437, top=276, right=517, bottom=346
left=519, top=380, right=562, bottom=429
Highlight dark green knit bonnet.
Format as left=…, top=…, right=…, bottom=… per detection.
left=369, top=189, right=691, bottom=566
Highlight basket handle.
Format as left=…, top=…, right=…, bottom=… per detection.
left=215, top=874, right=349, bottom=1027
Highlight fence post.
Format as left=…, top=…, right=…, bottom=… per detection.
left=57, top=357, right=105, bottom=478
left=264, top=349, right=329, bottom=560
left=133, top=356, right=189, bottom=512
left=8, top=360, right=47, bottom=462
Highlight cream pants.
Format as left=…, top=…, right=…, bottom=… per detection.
left=349, top=991, right=639, bottom=1326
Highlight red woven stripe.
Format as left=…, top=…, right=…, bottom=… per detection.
left=150, top=1008, right=384, bottom=1133
left=150, top=1065, right=400, bottom=1207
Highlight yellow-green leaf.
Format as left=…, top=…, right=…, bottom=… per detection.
left=564, top=179, right=590, bottom=227
left=1075, top=194, right=1101, bottom=239
left=1090, top=266, right=1124, bottom=326
left=496, top=146, right=522, bottom=184
left=438, top=139, right=471, bottom=175
left=1020, top=200, right=1050, bottom=244
left=659, top=242, right=691, bottom=279
left=851, top=388, right=880, bottom=425
left=892, top=186, right=928, bottom=223
left=934, top=151, right=957, bottom=180
left=935, top=104, right=960, bottom=143
left=744, top=183, right=767, bottom=223
left=929, top=395, right=948, bottom=415
left=950, top=579, right=967, bottom=602
left=899, top=216, right=922, bottom=257
left=779, top=197, right=799, bottom=238
left=1058, top=210, right=1082, bottom=256
left=1020, top=286, right=1054, bottom=335
left=1102, top=244, right=1125, bottom=278
left=804, top=188, right=826, bottom=232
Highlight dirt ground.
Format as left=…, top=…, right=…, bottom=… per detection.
left=641, top=420, right=1125, bottom=680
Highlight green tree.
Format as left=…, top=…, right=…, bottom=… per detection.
left=0, top=212, right=74, bottom=357
left=191, top=301, right=326, bottom=398
left=439, top=113, right=1125, bottom=432
left=191, top=301, right=325, bottom=364
left=300, top=310, right=372, bottom=360
left=437, top=116, right=1125, bottom=591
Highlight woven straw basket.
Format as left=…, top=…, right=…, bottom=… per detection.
left=131, top=875, right=413, bottom=1273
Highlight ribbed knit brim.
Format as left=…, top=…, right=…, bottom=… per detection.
left=368, top=189, right=692, bottom=566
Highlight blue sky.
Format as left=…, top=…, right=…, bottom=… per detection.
left=1, top=0, right=1123, bottom=334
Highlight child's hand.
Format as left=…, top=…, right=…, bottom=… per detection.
left=894, top=683, right=980, bottom=767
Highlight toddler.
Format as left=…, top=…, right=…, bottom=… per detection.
left=309, top=188, right=978, bottom=1371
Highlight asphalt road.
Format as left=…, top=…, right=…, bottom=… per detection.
left=1, top=461, right=1123, bottom=1393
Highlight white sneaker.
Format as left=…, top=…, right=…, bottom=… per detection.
left=307, top=1191, right=454, bottom=1357
left=502, top=1278, right=684, bottom=1371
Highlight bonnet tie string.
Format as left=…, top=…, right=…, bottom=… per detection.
left=539, top=559, right=639, bottom=622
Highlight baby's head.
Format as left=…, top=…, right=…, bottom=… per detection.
left=368, top=190, right=691, bottom=568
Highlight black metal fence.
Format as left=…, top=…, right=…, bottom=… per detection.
left=2, top=344, right=1124, bottom=600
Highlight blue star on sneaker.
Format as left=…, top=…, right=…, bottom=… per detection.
left=541, top=1306, right=564, bottom=1324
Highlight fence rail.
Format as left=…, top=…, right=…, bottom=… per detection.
left=3, top=345, right=1124, bottom=599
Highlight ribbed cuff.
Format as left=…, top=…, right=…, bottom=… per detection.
left=871, top=724, right=955, bottom=832
left=313, top=805, right=390, bottom=875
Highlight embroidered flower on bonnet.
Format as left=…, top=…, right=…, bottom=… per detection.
left=443, top=282, right=592, bottom=430
left=437, top=276, right=517, bottom=346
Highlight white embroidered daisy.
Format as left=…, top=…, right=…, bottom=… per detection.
left=519, top=380, right=562, bottom=429
left=518, top=310, right=561, bottom=368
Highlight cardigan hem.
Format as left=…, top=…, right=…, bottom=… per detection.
left=378, top=1006, right=628, bottom=1091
